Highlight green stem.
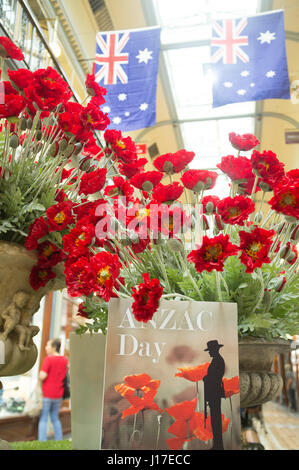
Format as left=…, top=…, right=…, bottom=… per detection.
left=215, top=271, right=223, bottom=302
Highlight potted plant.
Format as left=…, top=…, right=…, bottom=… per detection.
left=0, top=37, right=298, bottom=408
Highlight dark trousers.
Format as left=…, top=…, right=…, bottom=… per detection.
left=209, top=399, right=224, bottom=450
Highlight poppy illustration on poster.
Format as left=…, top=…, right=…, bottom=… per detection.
left=100, top=299, right=241, bottom=450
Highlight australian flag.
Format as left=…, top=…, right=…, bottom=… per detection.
left=93, top=26, right=161, bottom=131
left=211, top=10, right=290, bottom=108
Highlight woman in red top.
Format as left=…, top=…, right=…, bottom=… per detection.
left=38, top=338, right=68, bottom=441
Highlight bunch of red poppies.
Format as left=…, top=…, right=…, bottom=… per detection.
left=1, top=37, right=298, bottom=331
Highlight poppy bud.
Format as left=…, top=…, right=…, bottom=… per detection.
left=9, top=133, right=19, bottom=148
left=79, top=156, right=91, bottom=172
left=273, top=277, right=286, bottom=292
left=73, top=142, right=83, bottom=155
left=162, top=161, right=174, bottom=174
left=259, top=181, right=272, bottom=192
left=192, top=181, right=205, bottom=193
left=48, top=141, right=59, bottom=157
left=142, top=181, right=154, bottom=192
left=167, top=238, right=183, bottom=252
left=35, top=130, right=43, bottom=140
left=279, top=244, right=290, bottom=258
left=59, top=139, right=68, bottom=152
left=27, top=117, right=33, bottom=129
left=254, top=211, right=263, bottom=224
left=65, top=144, right=75, bottom=157
left=285, top=250, right=296, bottom=263
left=205, top=201, right=214, bottom=214
left=205, top=177, right=212, bottom=189
left=291, top=225, right=299, bottom=242
left=20, top=117, right=27, bottom=131
left=284, top=215, right=297, bottom=224
left=215, top=213, right=224, bottom=230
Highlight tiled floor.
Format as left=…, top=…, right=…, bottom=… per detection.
left=254, top=401, right=299, bottom=450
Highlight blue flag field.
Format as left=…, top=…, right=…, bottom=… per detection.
left=211, top=10, right=290, bottom=107
left=94, top=26, right=161, bottom=131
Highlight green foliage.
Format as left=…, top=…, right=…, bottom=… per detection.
left=10, top=440, right=72, bottom=450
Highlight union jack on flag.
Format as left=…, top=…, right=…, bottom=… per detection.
left=93, top=26, right=161, bottom=131
left=211, top=18, right=249, bottom=64
left=211, top=10, right=290, bottom=108
left=95, top=32, right=129, bottom=85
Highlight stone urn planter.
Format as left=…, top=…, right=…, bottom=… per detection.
left=0, top=241, right=65, bottom=378
left=238, top=337, right=290, bottom=408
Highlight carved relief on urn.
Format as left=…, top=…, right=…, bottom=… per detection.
left=0, top=242, right=64, bottom=377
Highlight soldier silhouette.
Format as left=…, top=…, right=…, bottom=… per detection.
left=203, top=340, right=225, bottom=450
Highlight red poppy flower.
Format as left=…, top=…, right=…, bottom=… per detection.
left=115, top=374, right=162, bottom=418
left=181, top=169, right=218, bottom=191
left=63, top=217, right=95, bottom=257
left=46, top=201, right=74, bottom=232
left=229, top=132, right=259, bottom=151
left=0, top=36, right=24, bottom=60
left=30, top=265, right=56, bottom=291
left=104, top=176, right=134, bottom=200
left=152, top=182, right=184, bottom=204
left=251, top=149, right=285, bottom=188
left=129, top=170, right=163, bottom=191
left=26, top=67, right=72, bottom=111
left=202, top=195, right=220, bottom=214
left=222, top=376, right=240, bottom=398
left=153, top=150, right=195, bottom=174
left=85, top=73, right=106, bottom=105
left=187, top=234, right=239, bottom=272
left=7, top=68, right=33, bottom=89
left=37, top=241, right=65, bottom=268
left=190, top=413, right=229, bottom=442
left=64, top=256, right=95, bottom=297
left=118, top=158, right=148, bottom=178
left=89, top=251, right=122, bottom=301
left=131, top=273, right=163, bottom=322
left=278, top=242, right=298, bottom=265
left=217, top=154, right=253, bottom=182
left=25, top=217, right=49, bottom=251
left=216, top=195, right=255, bottom=226
left=104, top=129, right=138, bottom=164
left=239, top=227, right=276, bottom=273
left=0, top=81, right=26, bottom=119
left=77, top=302, right=89, bottom=318
left=175, top=363, right=210, bottom=382
left=80, top=103, right=110, bottom=131
left=165, top=399, right=197, bottom=450
left=268, top=179, right=299, bottom=220
left=79, top=168, right=107, bottom=195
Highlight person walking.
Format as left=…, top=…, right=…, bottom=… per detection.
left=203, top=340, right=225, bottom=450
left=285, top=364, right=297, bottom=412
left=38, top=338, right=68, bottom=441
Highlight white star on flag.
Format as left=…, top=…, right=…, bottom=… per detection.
left=139, top=103, right=148, bottom=111
left=113, top=116, right=122, bottom=124
left=237, top=89, right=246, bottom=95
left=266, top=70, right=276, bottom=78
left=118, top=93, right=127, bottom=101
left=224, top=81, right=233, bottom=88
left=241, top=70, right=250, bottom=77
left=125, top=112, right=130, bottom=116
left=136, top=48, right=153, bottom=64
left=102, top=106, right=111, bottom=113
left=250, top=83, right=255, bottom=87
left=257, top=30, right=276, bottom=44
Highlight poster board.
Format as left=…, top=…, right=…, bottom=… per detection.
left=100, top=299, right=241, bottom=451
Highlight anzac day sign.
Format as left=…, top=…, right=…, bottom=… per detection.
left=100, top=299, right=241, bottom=451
